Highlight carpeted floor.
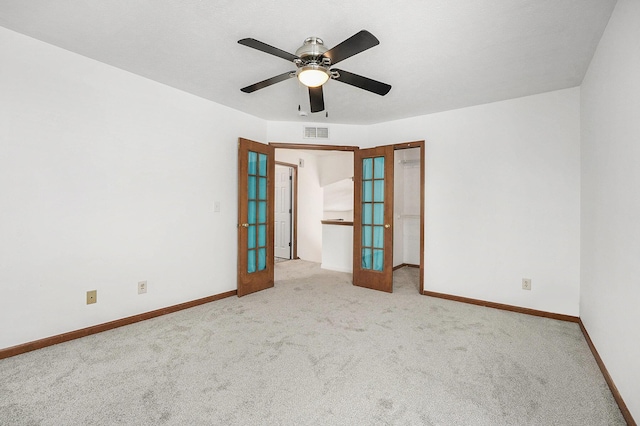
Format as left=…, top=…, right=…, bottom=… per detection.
left=0, top=261, right=625, bottom=425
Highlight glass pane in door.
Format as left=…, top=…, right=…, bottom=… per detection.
left=361, top=156, right=385, bottom=271
left=247, top=151, right=269, bottom=273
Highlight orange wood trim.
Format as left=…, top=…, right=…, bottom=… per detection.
left=393, top=140, right=425, bottom=293
left=0, top=290, right=237, bottom=360
left=579, top=320, right=636, bottom=426
left=393, top=263, right=420, bottom=271
left=393, top=140, right=425, bottom=150
left=321, top=220, right=354, bottom=226
left=419, top=141, right=425, bottom=294
left=353, top=151, right=362, bottom=281
left=237, top=138, right=246, bottom=295
left=422, top=289, right=635, bottom=424
left=270, top=142, right=358, bottom=151
left=275, top=161, right=297, bottom=168
left=422, top=290, right=580, bottom=323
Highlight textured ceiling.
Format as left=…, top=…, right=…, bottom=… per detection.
left=0, top=0, right=616, bottom=124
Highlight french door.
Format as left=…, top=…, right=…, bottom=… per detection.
left=237, top=138, right=275, bottom=297
left=353, top=145, right=394, bottom=292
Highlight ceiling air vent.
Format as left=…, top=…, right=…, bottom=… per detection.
left=303, top=126, right=329, bottom=139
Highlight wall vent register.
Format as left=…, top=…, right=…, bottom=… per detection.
left=303, top=126, right=329, bottom=139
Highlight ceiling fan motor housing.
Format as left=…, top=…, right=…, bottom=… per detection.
left=295, top=37, right=328, bottom=62
left=294, top=37, right=332, bottom=85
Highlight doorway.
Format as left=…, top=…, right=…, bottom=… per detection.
left=392, top=144, right=424, bottom=293
left=352, top=141, right=425, bottom=294
left=273, top=144, right=357, bottom=266
left=238, top=140, right=424, bottom=296
left=275, top=162, right=296, bottom=261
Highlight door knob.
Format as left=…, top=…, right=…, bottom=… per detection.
left=240, top=223, right=249, bottom=228
left=384, top=224, right=391, bottom=229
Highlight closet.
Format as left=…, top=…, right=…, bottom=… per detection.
left=393, top=148, right=421, bottom=268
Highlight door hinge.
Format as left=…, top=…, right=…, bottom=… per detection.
left=289, top=208, right=292, bottom=213
left=289, top=242, right=291, bottom=247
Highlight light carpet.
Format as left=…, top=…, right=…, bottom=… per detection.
left=0, top=261, right=625, bottom=425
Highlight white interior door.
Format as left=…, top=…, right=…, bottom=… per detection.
left=275, top=164, right=292, bottom=259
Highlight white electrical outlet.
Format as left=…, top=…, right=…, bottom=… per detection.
left=138, top=280, right=147, bottom=294
left=522, top=278, right=532, bottom=291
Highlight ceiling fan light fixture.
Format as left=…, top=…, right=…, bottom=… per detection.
left=297, top=65, right=330, bottom=88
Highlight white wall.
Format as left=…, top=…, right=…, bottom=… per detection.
left=368, top=88, right=581, bottom=316
left=321, top=225, right=353, bottom=273
left=322, top=179, right=353, bottom=221
left=274, top=149, right=323, bottom=263
left=267, top=121, right=366, bottom=147
left=580, top=0, right=640, bottom=418
left=0, top=27, right=267, bottom=349
left=320, top=152, right=354, bottom=221
left=318, top=152, right=353, bottom=187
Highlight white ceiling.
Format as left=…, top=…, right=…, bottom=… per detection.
left=0, top=0, right=616, bottom=124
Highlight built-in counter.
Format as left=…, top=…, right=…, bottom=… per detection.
left=321, top=220, right=353, bottom=273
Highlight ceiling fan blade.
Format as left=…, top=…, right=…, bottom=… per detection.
left=241, top=71, right=293, bottom=93
left=238, top=38, right=299, bottom=62
left=323, top=30, right=380, bottom=66
left=332, top=69, right=391, bottom=96
left=309, top=86, right=325, bottom=113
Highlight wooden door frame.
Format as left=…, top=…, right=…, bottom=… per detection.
left=392, top=141, right=425, bottom=294
left=275, top=161, right=298, bottom=260
left=270, top=143, right=359, bottom=152
left=270, top=142, right=360, bottom=263
left=267, top=140, right=424, bottom=295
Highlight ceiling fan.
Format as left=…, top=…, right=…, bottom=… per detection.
left=238, top=30, right=392, bottom=114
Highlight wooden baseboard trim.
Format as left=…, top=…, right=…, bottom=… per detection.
left=393, top=263, right=420, bottom=271
left=422, top=290, right=579, bottom=323
left=2, top=288, right=634, bottom=425
left=422, top=290, right=635, bottom=424
left=0, top=290, right=237, bottom=360
left=579, top=320, right=636, bottom=426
